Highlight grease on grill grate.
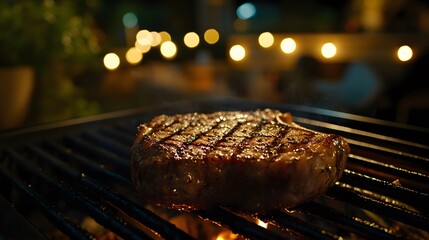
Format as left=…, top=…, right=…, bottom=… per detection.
left=1, top=104, right=429, bottom=240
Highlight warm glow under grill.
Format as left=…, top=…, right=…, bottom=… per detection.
left=1, top=98, right=428, bottom=239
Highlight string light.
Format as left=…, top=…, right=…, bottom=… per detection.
left=397, top=45, right=413, bottom=62
left=184, top=32, right=200, bottom=48
left=204, top=29, right=220, bottom=44
left=160, top=41, right=177, bottom=59
left=258, top=32, right=274, bottom=48
left=159, top=31, right=172, bottom=43
left=280, top=37, right=296, bottom=54
left=103, top=30, right=418, bottom=67
left=321, top=42, right=337, bottom=59
left=125, top=47, right=143, bottom=64
left=229, top=44, right=246, bottom=61
left=103, top=53, right=120, bottom=70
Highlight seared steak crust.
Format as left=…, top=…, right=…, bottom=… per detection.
left=131, top=109, right=350, bottom=212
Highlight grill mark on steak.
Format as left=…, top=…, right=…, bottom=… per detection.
left=131, top=109, right=350, bottom=212
left=198, top=120, right=240, bottom=157
left=174, top=120, right=224, bottom=159
left=143, top=118, right=186, bottom=143
left=144, top=112, right=324, bottom=163
left=232, top=119, right=267, bottom=161
left=182, top=119, right=241, bottom=161
left=264, top=124, right=289, bottom=160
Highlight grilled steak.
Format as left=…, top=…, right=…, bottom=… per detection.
left=131, top=109, right=350, bottom=212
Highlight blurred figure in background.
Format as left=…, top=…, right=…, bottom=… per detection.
left=390, top=50, right=429, bottom=127
left=278, top=55, right=320, bottom=106
left=278, top=55, right=383, bottom=116
left=313, top=61, right=383, bottom=115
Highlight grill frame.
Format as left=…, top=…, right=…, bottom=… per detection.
left=1, top=97, right=428, bottom=239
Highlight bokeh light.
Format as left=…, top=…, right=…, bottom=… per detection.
left=236, top=2, right=256, bottom=20
left=125, top=47, right=143, bottom=64
left=280, top=38, right=296, bottom=54
left=136, top=29, right=152, bottom=46
left=397, top=45, right=413, bottom=62
left=229, top=44, right=246, bottom=61
left=150, top=31, right=162, bottom=46
left=321, top=42, right=337, bottom=59
left=160, top=41, right=177, bottom=59
left=103, top=53, right=120, bottom=70
left=258, top=32, right=274, bottom=48
left=204, top=29, right=219, bottom=44
left=135, top=40, right=151, bottom=53
left=184, top=32, right=200, bottom=48
left=122, top=12, right=138, bottom=28
left=159, top=31, right=172, bottom=43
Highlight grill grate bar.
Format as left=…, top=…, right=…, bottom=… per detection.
left=283, top=103, right=429, bottom=145
left=4, top=149, right=151, bottom=240
left=114, top=122, right=140, bottom=135
left=294, top=116, right=429, bottom=154
left=82, top=131, right=130, bottom=159
left=43, top=140, right=132, bottom=187
left=328, top=184, right=429, bottom=231
left=297, top=202, right=400, bottom=240
left=347, top=154, right=429, bottom=187
left=347, top=139, right=429, bottom=171
left=0, top=165, right=92, bottom=240
left=341, top=169, right=429, bottom=213
left=28, top=145, right=194, bottom=240
left=196, top=207, right=287, bottom=240
left=259, top=209, right=340, bottom=240
left=63, top=136, right=130, bottom=176
left=98, top=128, right=136, bottom=147
left=1, top=98, right=428, bottom=239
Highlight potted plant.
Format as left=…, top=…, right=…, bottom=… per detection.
left=0, top=0, right=101, bottom=129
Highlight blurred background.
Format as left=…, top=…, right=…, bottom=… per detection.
left=1, top=0, right=429, bottom=131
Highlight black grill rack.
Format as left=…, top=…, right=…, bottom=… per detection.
left=1, top=97, right=428, bottom=239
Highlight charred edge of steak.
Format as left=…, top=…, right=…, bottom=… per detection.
left=131, top=109, right=350, bottom=212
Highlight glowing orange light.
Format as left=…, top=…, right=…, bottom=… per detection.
left=125, top=47, right=143, bottom=64
left=215, top=230, right=239, bottom=240
left=150, top=31, right=162, bottom=46
left=257, top=219, right=268, bottom=228
left=204, top=29, right=219, bottom=44
left=135, top=40, right=151, bottom=53
left=159, top=31, right=172, bottom=43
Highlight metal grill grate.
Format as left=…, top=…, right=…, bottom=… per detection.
left=1, top=97, right=428, bottom=239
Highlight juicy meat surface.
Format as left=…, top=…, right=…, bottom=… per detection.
left=131, top=109, right=350, bottom=212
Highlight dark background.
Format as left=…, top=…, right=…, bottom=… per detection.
left=1, top=0, right=428, bottom=130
